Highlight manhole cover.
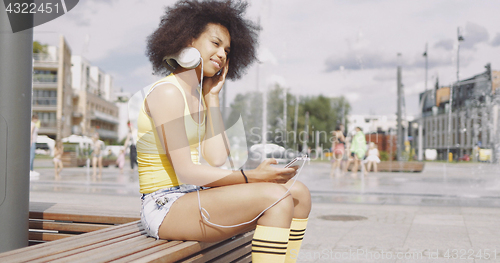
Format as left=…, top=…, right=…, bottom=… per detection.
left=318, top=215, right=368, bottom=221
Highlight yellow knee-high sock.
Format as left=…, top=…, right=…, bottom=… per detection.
left=252, top=225, right=290, bottom=263
left=285, top=218, right=308, bottom=263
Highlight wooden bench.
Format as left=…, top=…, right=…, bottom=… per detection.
left=375, top=161, right=425, bottom=172
left=0, top=202, right=253, bottom=262
left=28, top=202, right=140, bottom=245
left=345, top=161, right=425, bottom=172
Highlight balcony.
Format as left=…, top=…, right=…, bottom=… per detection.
left=33, top=74, right=58, bottom=88
left=33, top=53, right=58, bottom=62
left=33, top=53, right=58, bottom=69
left=96, top=128, right=118, bottom=140
left=33, top=74, right=57, bottom=83
left=32, top=97, right=57, bottom=111
left=38, top=122, right=57, bottom=135
left=90, top=110, right=119, bottom=124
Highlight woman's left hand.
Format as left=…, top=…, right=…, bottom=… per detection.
left=203, top=59, right=229, bottom=96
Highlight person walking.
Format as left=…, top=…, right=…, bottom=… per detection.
left=126, top=121, right=138, bottom=171
left=330, top=125, right=345, bottom=177
left=53, top=140, right=64, bottom=180
left=30, top=114, right=39, bottom=176
left=91, top=133, right=103, bottom=181
left=345, top=127, right=367, bottom=178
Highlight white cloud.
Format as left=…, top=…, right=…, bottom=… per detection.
left=31, top=0, right=500, bottom=117
left=345, top=92, right=360, bottom=103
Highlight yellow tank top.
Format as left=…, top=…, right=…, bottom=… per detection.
left=137, top=74, right=206, bottom=194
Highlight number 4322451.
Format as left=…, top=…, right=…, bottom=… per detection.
left=6, top=3, right=61, bottom=14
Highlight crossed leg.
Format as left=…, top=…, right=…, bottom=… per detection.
left=158, top=180, right=311, bottom=243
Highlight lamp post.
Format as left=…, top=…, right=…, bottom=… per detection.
left=447, top=28, right=464, bottom=162
left=418, top=44, right=428, bottom=161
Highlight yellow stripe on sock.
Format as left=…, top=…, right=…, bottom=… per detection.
left=285, top=218, right=308, bottom=263
left=252, top=225, right=290, bottom=263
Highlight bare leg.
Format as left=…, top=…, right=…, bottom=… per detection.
left=282, top=180, right=311, bottom=219
left=58, top=161, right=63, bottom=175
left=374, top=162, right=378, bottom=173
left=351, top=157, right=359, bottom=177
left=344, top=158, right=352, bottom=173
left=92, top=157, right=97, bottom=182
left=98, top=157, right=103, bottom=180
left=159, top=183, right=294, bottom=243
left=53, top=160, right=59, bottom=180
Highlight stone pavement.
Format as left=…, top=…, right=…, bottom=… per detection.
left=29, top=158, right=500, bottom=262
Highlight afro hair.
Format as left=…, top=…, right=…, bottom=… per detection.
left=146, top=0, right=260, bottom=80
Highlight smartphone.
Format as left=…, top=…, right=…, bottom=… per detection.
left=284, top=156, right=308, bottom=168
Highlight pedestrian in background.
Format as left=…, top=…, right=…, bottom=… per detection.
left=126, top=121, right=138, bottom=171
left=30, top=114, right=39, bottom=175
left=91, top=133, right=103, bottom=181
left=330, top=125, right=345, bottom=177
left=365, top=142, right=380, bottom=173
left=344, top=127, right=367, bottom=178
left=53, top=140, right=64, bottom=180
left=116, top=148, right=126, bottom=174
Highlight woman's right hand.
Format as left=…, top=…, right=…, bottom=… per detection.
left=247, top=158, right=298, bottom=184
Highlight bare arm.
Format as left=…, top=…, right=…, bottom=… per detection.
left=200, top=93, right=231, bottom=167
left=30, top=123, right=35, bottom=145
left=146, top=83, right=296, bottom=187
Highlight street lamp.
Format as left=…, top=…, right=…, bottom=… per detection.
left=447, top=27, right=464, bottom=162
left=418, top=44, right=428, bottom=161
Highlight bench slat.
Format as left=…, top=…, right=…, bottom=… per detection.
left=210, top=243, right=251, bottom=263
left=29, top=202, right=140, bottom=224
left=28, top=231, right=146, bottom=263
left=180, top=231, right=254, bottom=263
left=29, top=231, right=75, bottom=241
left=231, top=253, right=251, bottom=263
left=131, top=240, right=218, bottom=263
left=52, top=234, right=159, bottom=263
left=29, top=220, right=113, bottom=233
left=109, top=241, right=184, bottom=263
left=0, top=221, right=142, bottom=262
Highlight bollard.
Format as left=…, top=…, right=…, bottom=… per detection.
left=0, top=6, right=33, bottom=252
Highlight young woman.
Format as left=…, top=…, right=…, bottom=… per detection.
left=330, top=125, right=345, bottom=177
left=138, top=1, right=311, bottom=262
left=91, top=133, right=103, bottom=181
left=344, top=127, right=367, bottom=177
left=52, top=140, right=63, bottom=180
left=365, top=142, right=381, bottom=173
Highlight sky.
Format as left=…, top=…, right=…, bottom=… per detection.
left=33, top=0, right=500, bottom=117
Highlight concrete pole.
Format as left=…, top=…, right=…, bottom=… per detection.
left=0, top=8, right=33, bottom=252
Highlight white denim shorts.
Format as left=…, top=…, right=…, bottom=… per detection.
left=140, top=184, right=205, bottom=239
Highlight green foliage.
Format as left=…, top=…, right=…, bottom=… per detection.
left=379, top=151, right=389, bottom=161
left=226, top=84, right=351, bottom=151
left=33, top=41, right=47, bottom=54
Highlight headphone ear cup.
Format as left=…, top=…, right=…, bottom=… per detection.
left=163, top=47, right=201, bottom=70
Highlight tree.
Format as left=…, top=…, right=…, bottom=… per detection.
left=226, top=84, right=352, bottom=152
left=33, top=41, right=47, bottom=54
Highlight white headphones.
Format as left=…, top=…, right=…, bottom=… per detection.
left=163, top=47, right=201, bottom=70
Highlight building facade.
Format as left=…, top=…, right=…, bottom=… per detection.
left=418, top=65, right=500, bottom=161
left=33, top=37, right=119, bottom=143
left=71, top=56, right=119, bottom=143
left=32, top=36, right=73, bottom=140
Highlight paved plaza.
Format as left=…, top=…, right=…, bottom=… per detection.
left=29, top=158, right=500, bottom=262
